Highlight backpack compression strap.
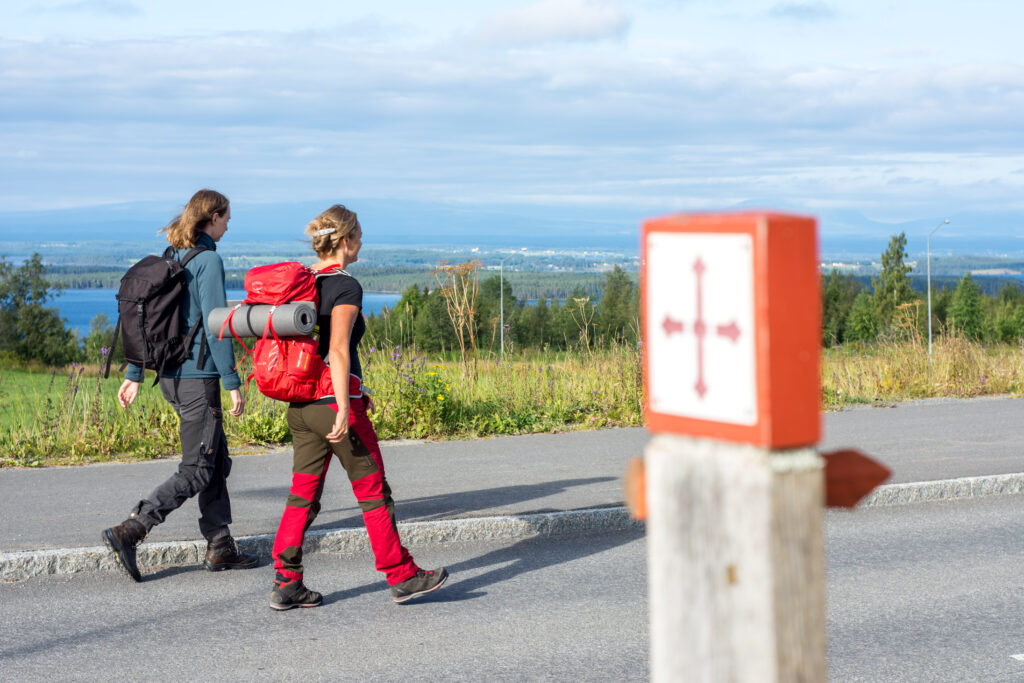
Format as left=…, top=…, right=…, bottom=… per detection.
left=103, top=315, right=122, bottom=379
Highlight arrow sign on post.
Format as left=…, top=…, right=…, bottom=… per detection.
left=641, top=212, right=827, bottom=682
left=642, top=212, right=821, bottom=448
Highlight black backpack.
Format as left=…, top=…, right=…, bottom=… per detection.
left=104, top=246, right=209, bottom=383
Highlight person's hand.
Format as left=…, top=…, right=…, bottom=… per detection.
left=326, top=404, right=350, bottom=442
left=228, top=389, right=245, bottom=417
left=117, top=380, right=140, bottom=409
left=365, top=394, right=374, bottom=414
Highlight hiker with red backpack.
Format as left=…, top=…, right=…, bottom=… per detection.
left=102, top=189, right=258, bottom=582
left=266, top=204, right=448, bottom=610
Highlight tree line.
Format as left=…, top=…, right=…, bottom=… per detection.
left=365, top=265, right=640, bottom=354
left=0, top=255, right=114, bottom=366
left=5, top=236, right=1024, bottom=369
left=823, top=232, right=1024, bottom=345
left=45, top=264, right=616, bottom=301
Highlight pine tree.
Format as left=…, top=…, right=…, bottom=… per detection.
left=872, top=232, right=914, bottom=329
left=948, top=272, right=985, bottom=339
left=846, top=292, right=879, bottom=342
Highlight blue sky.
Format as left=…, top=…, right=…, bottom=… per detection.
left=2, top=0, right=1023, bottom=243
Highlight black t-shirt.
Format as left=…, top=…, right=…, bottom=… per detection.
left=315, top=271, right=365, bottom=380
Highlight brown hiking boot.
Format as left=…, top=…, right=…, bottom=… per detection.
left=102, top=518, right=147, bottom=582
left=203, top=536, right=259, bottom=571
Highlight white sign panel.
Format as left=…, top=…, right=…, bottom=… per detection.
left=646, top=232, right=757, bottom=425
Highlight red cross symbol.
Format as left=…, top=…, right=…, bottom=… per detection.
left=660, top=257, right=742, bottom=399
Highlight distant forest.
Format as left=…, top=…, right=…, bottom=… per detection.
left=43, top=265, right=625, bottom=301
left=42, top=264, right=1024, bottom=301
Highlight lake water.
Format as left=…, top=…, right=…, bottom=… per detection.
left=54, top=289, right=401, bottom=335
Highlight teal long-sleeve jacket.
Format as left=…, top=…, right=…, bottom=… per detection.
left=125, top=233, right=242, bottom=390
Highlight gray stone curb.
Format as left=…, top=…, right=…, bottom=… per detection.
left=5, top=473, right=1024, bottom=583
left=1, top=507, right=641, bottom=583
left=861, top=472, right=1024, bottom=507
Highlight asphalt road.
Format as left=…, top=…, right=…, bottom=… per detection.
left=5, top=396, right=1024, bottom=553
left=0, top=529, right=649, bottom=682
left=8, top=492, right=1024, bottom=681
left=827, top=494, right=1024, bottom=682
left=820, top=396, right=1024, bottom=484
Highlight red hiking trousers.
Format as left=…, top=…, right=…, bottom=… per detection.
left=271, top=379, right=418, bottom=585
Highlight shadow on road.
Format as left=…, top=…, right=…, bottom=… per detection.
left=321, top=527, right=644, bottom=606
left=238, top=476, right=619, bottom=531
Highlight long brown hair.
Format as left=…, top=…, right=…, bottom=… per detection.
left=160, top=189, right=230, bottom=249
left=305, top=204, right=359, bottom=258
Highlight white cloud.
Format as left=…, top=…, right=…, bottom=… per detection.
left=473, top=0, right=630, bottom=46
left=2, top=4, right=1024, bottom=223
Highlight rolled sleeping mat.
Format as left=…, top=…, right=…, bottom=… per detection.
left=208, top=302, right=317, bottom=339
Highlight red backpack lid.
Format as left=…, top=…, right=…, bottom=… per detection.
left=243, top=262, right=318, bottom=306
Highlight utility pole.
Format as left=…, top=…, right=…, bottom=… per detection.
left=927, top=219, right=949, bottom=363
left=499, top=258, right=505, bottom=358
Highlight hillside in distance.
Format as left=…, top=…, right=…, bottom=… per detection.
left=2, top=198, right=1024, bottom=257
left=0, top=199, right=642, bottom=250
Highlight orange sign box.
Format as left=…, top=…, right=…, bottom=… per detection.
left=642, top=211, right=820, bottom=449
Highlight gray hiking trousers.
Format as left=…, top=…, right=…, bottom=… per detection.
left=130, top=377, right=233, bottom=541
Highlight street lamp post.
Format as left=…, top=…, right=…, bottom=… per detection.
left=500, top=258, right=506, bottom=359
left=927, top=219, right=950, bottom=363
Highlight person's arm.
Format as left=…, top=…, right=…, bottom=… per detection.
left=192, top=253, right=242, bottom=392
left=125, top=363, right=143, bottom=384
left=325, top=304, right=359, bottom=442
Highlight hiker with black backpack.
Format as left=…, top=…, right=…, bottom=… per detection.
left=102, top=188, right=258, bottom=582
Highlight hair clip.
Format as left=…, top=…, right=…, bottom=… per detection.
left=315, top=228, right=336, bottom=236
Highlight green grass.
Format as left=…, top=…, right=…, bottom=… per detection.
left=0, top=344, right=645, bottom=467
left=6, top=332, right=1021, bottom=468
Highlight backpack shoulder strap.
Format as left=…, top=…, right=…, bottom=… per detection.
left=314, top=265, right=349, bottom=278
left=179, top=246, right=210, bottom=268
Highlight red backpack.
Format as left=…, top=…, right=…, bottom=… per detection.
left=219, top=262, right=340, bottom=402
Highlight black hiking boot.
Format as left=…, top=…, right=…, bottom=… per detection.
left=270, top=573, right=323, bottom=611
left=203, top=536, right=259, bottom=571
left=102, top=518, right=147, bottom=582
left=390, top=567, right=449, bottom=604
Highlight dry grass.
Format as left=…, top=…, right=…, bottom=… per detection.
left=823, top=335, right=1024, bottom=409
left=7, top=331, right=1024, bottom=466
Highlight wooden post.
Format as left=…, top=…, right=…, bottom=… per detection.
left=641, top=212, right=823, bottom=682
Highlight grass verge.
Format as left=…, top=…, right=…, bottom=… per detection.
left=4, top=334, right=1020, bottom=467
left=0, top=344, right=643, bottom=467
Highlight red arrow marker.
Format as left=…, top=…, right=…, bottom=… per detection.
left=821, top=449, right=891, bottom=508
left=716, top=321, right=741, bottom=343
left=662, top=315, right=684, bottom=337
